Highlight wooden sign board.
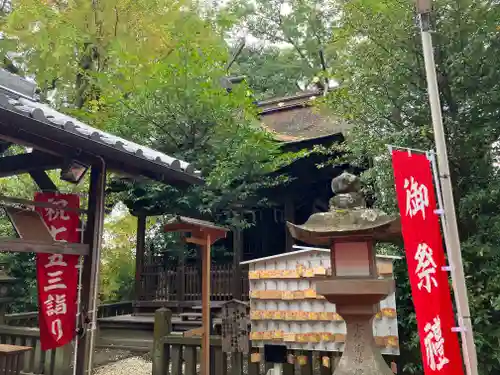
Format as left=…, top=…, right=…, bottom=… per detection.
left=221, top=299, right=250, bottom=353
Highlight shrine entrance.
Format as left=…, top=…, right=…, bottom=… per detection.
left=0, top=69, right=202, bottom=374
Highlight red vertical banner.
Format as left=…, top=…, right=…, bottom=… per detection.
left=391, top=150, right=464, bottom=375
left=34, top=192, right=80, bottom=351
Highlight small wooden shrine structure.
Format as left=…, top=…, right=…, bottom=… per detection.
left=163, top=216, right=228, bottom=375
left=133, top=90, right=358, bottom=312
left=0, top=68, right=202, bottom=374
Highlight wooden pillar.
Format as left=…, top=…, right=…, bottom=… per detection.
left=201, top=237, right=211, bottom=375
left=152, top=307, right=172, bottom=375
left=284, top=199, right=295, bottom=252
left=75, top=162, right=106, bottom=375
left=232, top=228, right=243, bottom=300
left=163, top=218, right=227, bottom=375
left=134, top=214, right=147, bottom=314
left=176, top=251, right=186, bottom=309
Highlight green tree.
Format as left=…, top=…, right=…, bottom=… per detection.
left=223, top=0, right=339, bottom=91
left=323, top=0, right=500, bottom=373
left=100, top=204, right=139, bottom=302
left=2, top=0, right=194, bottom=109
left=1, top=0, right=302, bottom=303
left=104, top=36, right=299, bottom=227
left=230, top=46, right=305, bottom=100
left=3, top=0, right=297, bottom=223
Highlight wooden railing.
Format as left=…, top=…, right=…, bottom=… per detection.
left=96, top=301, right=133, bottom=318
left=0, top=302, right=133, bottom=374
left=4, top=301, right=133, bottom=329
left=150, top=308, right=343, bottom=375
left=5, top=312, right=39, bottom=328
left=0, top=325, right=71, bottom=375
left=151, top=309, right=397, bottom=375
left=153, top=334, right=345, bottom=375
left=138, top=261, right=249, bottom=303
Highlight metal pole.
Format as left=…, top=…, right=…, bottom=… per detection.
left=416, top=4, right=478, bottom=375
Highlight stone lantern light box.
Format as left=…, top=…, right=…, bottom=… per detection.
left=333, top=241, right=374, bottom=277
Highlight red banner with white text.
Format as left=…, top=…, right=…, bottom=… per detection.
left=34, top=192, right=80, bottom=351
left=391, top=150, right=463, bottom=375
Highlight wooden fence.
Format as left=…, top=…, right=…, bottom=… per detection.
left=154, top=335, right=346, bottom=375
left=5, top=312, right=39, bottom=328
left=151, top=309, right=398, bottom=375
left=0, top=325, right=71, bottom=375
left=138, top=262, right=249, bottom=304
left=96, top=301, right=134, bottom=318
left=0, top=301, right=133, bottom=374
left=4, top=301, right=133, bottom=328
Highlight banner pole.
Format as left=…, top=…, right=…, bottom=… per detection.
left=427, top=152, right=452, bottom=260
left=416, top=3, right=478, bottom=375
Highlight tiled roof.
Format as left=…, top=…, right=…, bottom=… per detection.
left=257, top=91, right=351, bottom=142
left=0, top=70, right=202, bottom=186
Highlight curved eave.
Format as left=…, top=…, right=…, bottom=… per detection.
left=0, top=94, right=203, bottom=187
left=286, top=217, right=402, bottom=246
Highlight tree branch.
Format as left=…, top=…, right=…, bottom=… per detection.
left=118, top=98, right=182, bottom=150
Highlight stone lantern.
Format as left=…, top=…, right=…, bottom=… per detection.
left=0, top=259, right=18, bottom=324
left=287, top=172, right=401, bottom=375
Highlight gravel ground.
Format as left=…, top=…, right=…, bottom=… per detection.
left=94, top=356, right=152, bottom=375
left=93, top=349, right=135, bottom=368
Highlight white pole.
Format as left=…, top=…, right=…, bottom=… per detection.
left=417, top=6, right=478, bottom=375
left=428, top=152, right=453, bottom=261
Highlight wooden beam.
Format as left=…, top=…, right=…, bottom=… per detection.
left=0, top=141, right=11, bottom=154
left=0, top=238, right=89, bottom=255
left=29, top=170, right=58, bottom=192
left=0, top=195, right=87, bottom=214
left=0, top=152, right=64, bottom=177
left=184, top=236, right=207, bottom=246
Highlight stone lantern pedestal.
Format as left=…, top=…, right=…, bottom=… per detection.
left=316, top=279, right=394, bottom=375
left=287, top=172, right=401, bottom=375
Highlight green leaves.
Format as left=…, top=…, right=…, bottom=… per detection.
left=100, top=205, right=139, bottom=302
left=223, top=0, right=339, bottom=90
left=324, top=0, right=500, bottom=373
left=101, top=34, right=298, bottom=226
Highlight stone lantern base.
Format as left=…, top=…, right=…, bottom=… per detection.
left=334, top=316, right=394, bottom=375
left=316, top=279, right=395, bottom=375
